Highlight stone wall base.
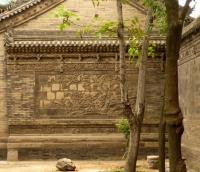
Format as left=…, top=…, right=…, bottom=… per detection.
left=7, top=149, right=18, bottom=161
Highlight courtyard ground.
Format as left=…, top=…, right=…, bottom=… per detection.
left=0, top=160, right=159, bottom=172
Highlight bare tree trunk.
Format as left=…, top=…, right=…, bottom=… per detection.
left=125, top=122, right=142, bottom=172
left=163, top=0, right=193, bottom=171
left=159, top=57, right=166, bottom=172
left=159, top=103, right=166, bottom=172
left=125, top=11, right=152, bottom=172
left=124, top=103, right=145, bottom=172
left=117, top=0, right=128, bottom=104
left=163, top=1, right=190, bottom=171
left=117, top=0, right=191, bottom=171
left=116, top=1, right=152, bottom=171
left=165, top=24, right=186, bottom=172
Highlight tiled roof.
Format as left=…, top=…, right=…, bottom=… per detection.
left=6, top=39, right=128, bottom=53
left=10, top=40, right=126, bottom=47
left=5, top=35, right=165, bottom=54
left=7, top=39, right=165, bottom=47
left=0, top=0, right=31, bottom=13
left=0, top=0, right=42, bottom=21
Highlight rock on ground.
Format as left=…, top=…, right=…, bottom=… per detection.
left=147, top=155, right=159, bottom=169
left=56, top=158, right=76, bottom=171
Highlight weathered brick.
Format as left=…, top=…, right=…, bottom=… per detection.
left=47, top=92, right=55, bottom=100
left=56, top=92, right=64, bottom=100
left=52, top=84, right=60, bottom=91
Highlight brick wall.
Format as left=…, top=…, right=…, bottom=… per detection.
left=17, top=0, right=146, bottom=31
left=1, top=0, right=165, bottom=160
left=179, top=18, right=200, bottom=172
left=7, top=57, right=164, bottom=134
left=6, top=51, right=164, bottom=159
left=0, top=34, right=8, bottom=160
left=6, top=58, right=128, bottom=130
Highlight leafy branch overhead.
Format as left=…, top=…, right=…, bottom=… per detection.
left=93, top=17, right=156, bottom=60
left=55, top=2, right=158, bottom=61
left=54, top=5, right=80, bottom=31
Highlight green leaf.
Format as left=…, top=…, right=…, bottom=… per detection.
left=59, top=23, right=70, bottom=31
left=116, top=118, right=130, bottom=139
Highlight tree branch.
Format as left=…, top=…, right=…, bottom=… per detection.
left=117, top=0, right=128, bottom=104
left=180, top=0, right=193, bottom=20
left=124, top=0, right=147, bottom=14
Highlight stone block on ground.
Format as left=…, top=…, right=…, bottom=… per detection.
left=7, top=149, right=18, bottom=161
left=147, top=155, right=159, bottom=169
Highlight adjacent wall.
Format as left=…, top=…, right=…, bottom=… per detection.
left=179, top=17, right=200, bottom=172
left=0, top=34, right=8, bottom=160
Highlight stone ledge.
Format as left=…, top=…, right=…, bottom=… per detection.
left=7, top=133, right=165, bottom=150
left=8, top=134, right=125, bottom=143
left=8, top=118, right=160, bottom=125
left=8, top=119, right=119, bottom=125
left=7, top=133, right=164, bottom=143
left=6, top=134, right=126, bottom=160
left=0, top=137, right=8, bottom=149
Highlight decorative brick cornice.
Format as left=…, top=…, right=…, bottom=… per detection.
left=5, top=31, right=165, bottom=55
left=0, top=0, right=65, bottom=33
left=6, top=39, right=128, bottom=53
left=182, top=17, right=200, bottom=39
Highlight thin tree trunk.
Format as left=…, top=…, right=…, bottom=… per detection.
left=159, top=103, right=166, bottom=172
left=116, top=0, right=152, bottom=170
left=125, top=124, right=141, bottom=172
left=124, top=11, right=152, bottom=172
left=117, top=0, right=128, bottom=104
left=159, top=56, right=166, bottom=172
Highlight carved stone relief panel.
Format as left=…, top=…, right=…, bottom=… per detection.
left=35, top=71, right=127, bottom=119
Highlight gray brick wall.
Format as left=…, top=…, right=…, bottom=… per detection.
left=6, top=56, right=164, bottom=134
left=0, top=0, right=166, bottom=160
left=0, top=34, right=8, bottom=159
left=17, top=0, right=146, bottom=31
left=179, top=26, right=200, bottom=172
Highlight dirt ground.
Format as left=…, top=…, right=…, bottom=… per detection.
left=0, top=160, right=159, bottom=172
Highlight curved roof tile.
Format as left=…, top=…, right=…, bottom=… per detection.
left=0, top=0, right=42, bottom=21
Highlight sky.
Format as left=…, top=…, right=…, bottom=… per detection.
left=0, top=0, right=12, bottom=6
left=179, top=0, right=200, bottom=18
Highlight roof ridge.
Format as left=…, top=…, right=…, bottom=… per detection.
left=0, top=0, right=32, bottom=14
left=0, top=0, right=65, bottom=33
left=0, top=0, right=43, bottom=21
